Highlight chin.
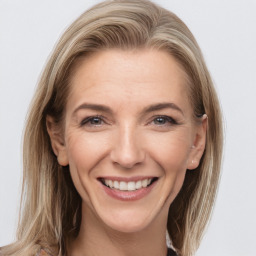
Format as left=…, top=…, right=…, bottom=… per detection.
left=101, top=209, right=156, bottom=234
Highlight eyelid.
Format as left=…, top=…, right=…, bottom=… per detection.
left=80, top=115, right=107, bottom=126
left=148, top=115, right=178, bottom=126
left=79, top=114, right=179, bottom=127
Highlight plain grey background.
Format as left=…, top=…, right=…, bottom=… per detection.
left=1, top=1, right=256, bottom=255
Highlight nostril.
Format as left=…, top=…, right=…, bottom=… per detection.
left=112, top=159, right=143, bottom=170
left=110, top=151, right=146, bottom=169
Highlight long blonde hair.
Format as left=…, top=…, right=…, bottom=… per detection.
left=1, top=1, right=223, bottom=255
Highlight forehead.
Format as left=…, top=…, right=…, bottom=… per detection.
left=67, top=49, right=191, bottom=115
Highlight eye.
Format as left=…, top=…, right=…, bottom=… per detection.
left=80, top=115, right=105, bottom=127
left=151, top=115, right=177, bottom=126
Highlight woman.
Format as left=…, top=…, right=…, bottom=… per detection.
left=0, top=0, right=223, bottom=256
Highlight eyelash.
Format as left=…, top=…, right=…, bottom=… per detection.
left=149, top=115, right=178, bottom=126
left=80, top=115, right=106, bottom=127
left=80, top=115, right=178, bottom=128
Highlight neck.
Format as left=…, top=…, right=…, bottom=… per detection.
left=68, top=203, right=168, bottom=256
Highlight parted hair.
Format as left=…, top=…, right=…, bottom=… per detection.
left=0, top=1, right=223, bottom=256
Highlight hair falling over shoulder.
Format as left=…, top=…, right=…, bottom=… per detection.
left=0, top=1, right=223, bottom=256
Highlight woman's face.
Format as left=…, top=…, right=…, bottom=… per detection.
left=48, top=49, right=206, bottom=233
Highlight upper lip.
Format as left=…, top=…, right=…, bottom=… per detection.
left=98, top=176, right=157, bottom=182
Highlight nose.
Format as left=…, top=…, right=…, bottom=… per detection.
left=110, top=125, right=146, bottom=169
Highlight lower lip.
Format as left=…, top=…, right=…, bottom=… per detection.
left=101, top=181, right=157, bottom=201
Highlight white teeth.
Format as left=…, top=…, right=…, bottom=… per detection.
left=142, top=179, right=148, bottom=188
left=127, top=181, right=136, bottom=191
left=103, top=178, right=153, bottom=191
left=113, top=181, right=119, bottom=189
left=119, top=181, right=127, bottom=191
left=135, top=180, right=142, bottom=189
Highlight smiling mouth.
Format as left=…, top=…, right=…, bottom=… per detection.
left=99, top=177, right=158, bottom=191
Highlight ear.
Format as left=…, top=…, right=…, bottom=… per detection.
left=46, top=115, right=69, bottom=166
left=187, top=114, right=208, bottom=170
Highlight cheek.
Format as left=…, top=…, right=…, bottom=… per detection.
left=64, top=131, right=111, bottom=205
left=147, top=131, right=192, bottom=170
left=66, top=131, right=109, bottom=175
left=158, top=142, right=189, bottom=189
left=147, top=132, right=191, bottom=198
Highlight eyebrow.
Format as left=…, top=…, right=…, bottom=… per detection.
left=143, top=102, right=184, bottom=116
left=73, top=102, right=184, bottom=117
left=73, top=103, right=113, bottom=116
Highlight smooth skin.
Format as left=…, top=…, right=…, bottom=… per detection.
left=47, top=49, right=207, bottom=256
